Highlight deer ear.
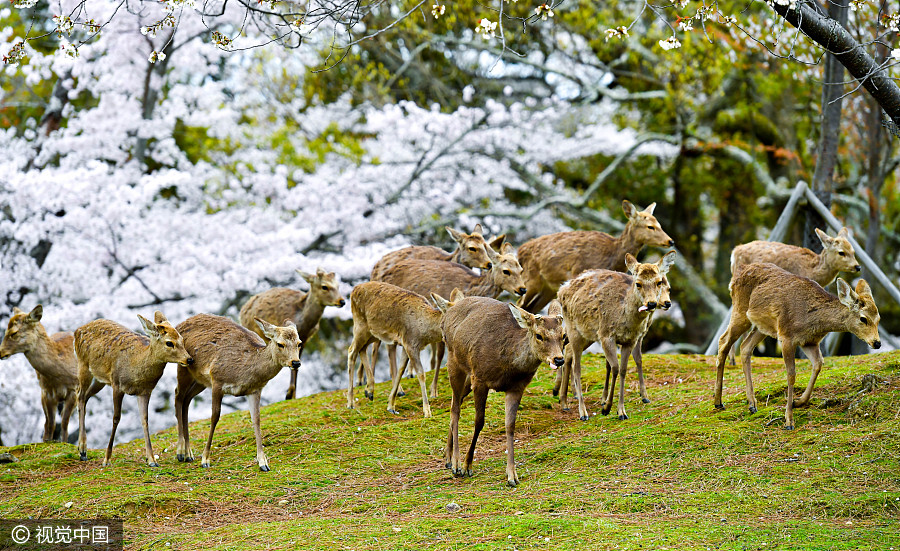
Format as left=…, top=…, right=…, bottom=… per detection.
left=316, top=267, right=327, bottom=278
left=446, top=226, right=465, bottom=243
left=153, top=310, right=169, bottom=324
left=625, top=253, right=640, bottom=275
left=485, top=242, right=501, bottom=264
left=838, top=226, right=850, bottom=239
left=836, top=279, right=857, bottom=309
left=431, top=293, right=451, bottom=312
left=12, top=307, right=24, bottom=316
left=622, top=200, right=637, bottom=219
left=546, top=300, right=563, bottom=320
left=282, top=319, right=297, bottom=330
left=472, top=223, right=484, bottom=236
left=255, top=317, right=277, bottom=339
left=296, top=269, right=315, bottom=284
left=450, top=288, right=466, bottom=302
left=855, top=279, right=873, bottom=298
left=488, top=234, right=507, bottom=251
left=658, top=251, right=677, bottom=274
left=642, top=202, right=657, bottom=215
left=500, top=241, right=515, bottom=255
left=508, top=303, right=533, bottom=329
left=27, top=305, right=43, bottom=323
left=138, top=315, right=159, bottom=338
left=815, top=228, right=834, bottom=248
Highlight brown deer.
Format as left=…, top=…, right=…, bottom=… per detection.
left=175, top=314, right=301, bottom=471
left=345, top=282, right=455, bottom=416
left=442, top=297, right=565, bottom=487
left=725, top=227, right=862, bottom=363
left=555, top=252, right=675, bottom=421
left=0, top=305, right=79, bottom=442
left=374, top=242, right=527, bottom=399
left=240, top=268, right=345, bottom=400
left=517, top=200, right=674, bottom=313
left=74, top=311, right=192, bottom=467
left=715, top=263, right=881, bottom=429
left=370, top=224, right=505, bottom=280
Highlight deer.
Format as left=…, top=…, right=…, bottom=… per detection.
left=555, top=252, right=675, bottom=421
left=74, top=311, right=192, bottom=467
left=442, top=296, right=565, bottom=487
left=345, top=282, right=458, bottom=416
left=240, top=268, right=345, bottom=400
left=370, top=224, right=505, bottom=280
left=516, top=200, right=674, bottom=313
left=174, top=313, right=301, bottom=471
left=372, top=241, right=527, bottom=400
left=725, top=227, right=862, bottom=363
left=0, top=305, right=79, bottom=443
left=715, top=263, right=881, bottom=429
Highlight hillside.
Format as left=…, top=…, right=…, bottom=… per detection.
left=2, top=352, right=899, bottom=550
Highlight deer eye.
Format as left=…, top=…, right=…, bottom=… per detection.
left=635, top=282, right=642, bottom=288
left=838, top=252, right=846, bottom=257
left=860, top=316, right=868, bottom=325
left=503, top=269, right=511, bottom=275
left=469, top=247, right=477, bottom=252
left=321, top=285, right=329, bottom=291
left=166, top=341, right=175, bottom=348
left=647, top=225, right=654, bottom=230
left=535, top=334, right=543, bottom=341
left=277, top=342, right=285, bottom=348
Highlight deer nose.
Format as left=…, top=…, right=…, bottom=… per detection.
left=186, top=357, right=194, bottom=365
left=663, top=301, right=671, bottom=309
left=517, top=287, right=527, bottom=296
left=873, top=340, right=882, bottom=350
left=854, top=265, right=861, bottom=272
left=338, top=299, right=346, bottom=307
left=552, top=357, right=564, bottom=367
left=647, top=301, right=657, bottom=310
left=485, top=263, right=493, bottom=270
left=667, top=239, right=675, bottom=247
left=291, top=360, right=301, bottom=368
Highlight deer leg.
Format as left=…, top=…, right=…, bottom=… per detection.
left=408, top=348, right=432, bottom=418
left=361, top=340, right=379, bottom=387
left=41, top=392, right=55, bottom=443
left=795, top=344, right=824, bottom=408
left=600, top=339, right=619, bottom=416
left=285, top=367, right=299, bottom=401
left=740, top=329, right=765, bottom=414
left=558, top=343, right=572, bottom=410
left=464, top=385, right=489, bottom=477
left=602, top=360, right=612, bottom=405
left=387, top=343, right=405, bottom=397
left=429, top=342, right=445, bottom=399
left=781, top=340, right=797, bottom=430
left=178, top=382, right=204, bottom=463
left=571, top=338, right=590, bottom=421
left=714, top=314, right=752, bottom=410
left=175, top=367, right=190, bottom=461
left=386, top=348, right=410, bottom=415
left=445, top=370, right=471, bottom=476
left=201, top=385, right=224, bottom=468
left=60, top=392, right=75, bottom=444
left=137, top=394, right=158, bottom=467
left=615, top=345, right=633, bottom=420
left=362, top=342, right=376, bottom=401
left=248, top=392, right=269, bottom=471
left=103, top=388, right=125, bottom=467
left=633, top=337, right=650, bottom=404
left=346, top=339, right=362, bottom=409
left=504, top=390, right=524, bottom=487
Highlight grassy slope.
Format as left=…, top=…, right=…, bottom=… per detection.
left=2, top=352, right=899, bottom=550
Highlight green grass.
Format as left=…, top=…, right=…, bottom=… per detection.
left=2, top=352, right=900, bottom=550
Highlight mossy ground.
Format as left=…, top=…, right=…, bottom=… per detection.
left=2, top=352, right=900, bottom=550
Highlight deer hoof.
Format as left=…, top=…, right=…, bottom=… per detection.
left=259, top=465, right=270, bottom=472
left=176, top=454, right=184, bottom=462
left=579, top=415, right=589, bottom=421
left=388, top=408, right=400, bottom=415
left=79, top=451, right=87, bottom=461
left=552, top=388, right=559, bottom=397
left=749, top=406, right=758, bottom=414
left=714, top=403, right=725, bottom=411
left=601, top=408, right=611, bottom=416
left=148, top=461, right=159, bottom=468
left=453, top=468, right=465, bottom=478
left=642, top=398, right=651, bottom=404
left=618, top=414, right=628, bottom=421
left=507, top=478, right=518, bottom=488
left=445, top=462, right=452, bottom=470
left=465, top=469, right=474, bottom=478
left=184, top=456, right=194, bottom=463
left=397, top=390, right=406, bottom=398
left=201, top=461, right=211, bottom=468
left=364, top=390, right=374, bottom=401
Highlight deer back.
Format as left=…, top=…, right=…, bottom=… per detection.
left=351, top=281, right=444, bottom=347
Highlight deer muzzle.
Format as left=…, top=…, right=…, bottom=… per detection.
left=516, top=287, right=527, bottom=296
left=552, top=356, right=565, bottom=368
left=291, top=360, right=301, bottom=369
left=872, top=339, right=882, bottom=350
left=338, top=299, right=347, bottom=307
left=854, top=265, right=861, bottom=272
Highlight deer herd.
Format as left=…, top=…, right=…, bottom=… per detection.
left=0, top=200, right=884, bottom=486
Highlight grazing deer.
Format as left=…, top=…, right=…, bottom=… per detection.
left=240, top=268, right=345, bottom=400
left=715, top=263, right=881, bottom=429
left=725, top=227, right=862, bottom=363
left=442, top=297, right=565, bottom=487
left=345, top=282, right=456, bottom=416
left=175, top=314, right=301, bottom=471
left=0, top=305, right=79, bottom=443
left=555, top=252, right=675, bottom=421
left=371, top=224, right=505, bottom=280
left=517, top=200, right=674, bottom=313
left=375, top=242, right=527, bottom=398
left=75, top=311, right=192, bottom=467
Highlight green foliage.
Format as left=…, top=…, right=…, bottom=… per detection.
left=3, top=352, right=900, bottom=549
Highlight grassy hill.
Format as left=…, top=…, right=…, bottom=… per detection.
left=2, top=352, right=899, bottom=550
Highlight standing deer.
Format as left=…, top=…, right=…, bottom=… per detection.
left=555, top=252, right=675, bottom=421
left=726, top=227, right=861, bottom=363
left=74, top=311, right=192, bottom=467
left=517, top=200, right=674, bottom=313
left=442, top=297, right=566, bottom=487
left=715, top=263, right=881, bottom=429
left=345, top=282, right=455, bottom=416
left=370, top=224, right=505, bottom=280
left=240, top=268, right=345, bottom=400
left=0, top=305, right=79, bottom=443
left=374, top=242, right=527, bottom=399
left=175, top=314, right=301, bottom=471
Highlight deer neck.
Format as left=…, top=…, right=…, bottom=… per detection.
left=467, top=272, right=502, bottom=298
left=448, top=247, right=462, bottom=263
left=255, top=342, right=288, bottom=382
left=621, top=287, right=647, bottom=328
left=806, top=298, right=852, bottom=341
left=810, top=253, right=839, bottom=287
left=616, top=222, right=643, bottom=259
left=131, top=343, right=169, bottom=388
left=295, top=292, right=324, bottom=337
left=22, top=325, right=59, bottom=376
